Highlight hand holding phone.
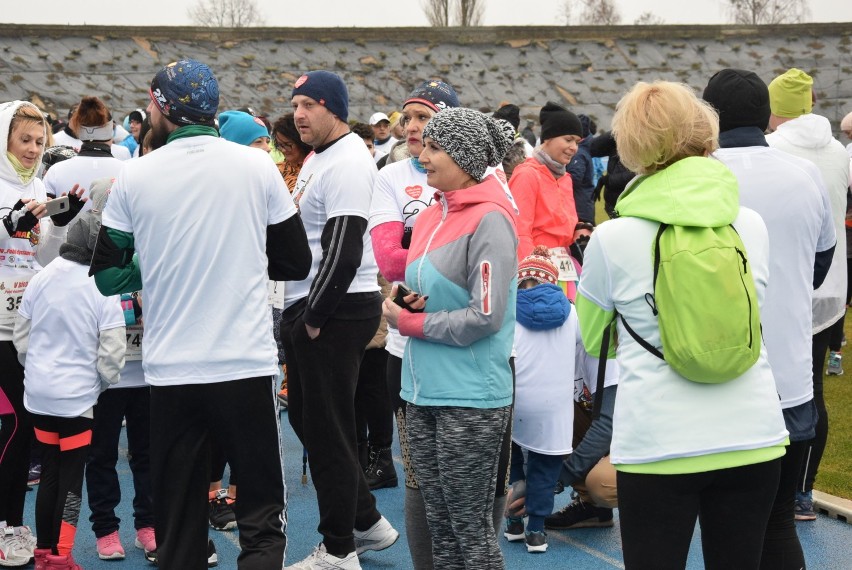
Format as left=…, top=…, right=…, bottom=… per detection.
left=393, top=283, right=424, bottom=313
left=43, top=196, right=70, bottom=217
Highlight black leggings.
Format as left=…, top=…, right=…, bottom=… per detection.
left=0, top=340, right=31, bottom=527
left=799, top=327, right=832, bottom=495
left=32, top=414, right=93, bottom=555
left=618, top=458, right=782, bottom=570
left=763, top=441, right=808, bottom=570
left=355, top=347, right=393, bottom=449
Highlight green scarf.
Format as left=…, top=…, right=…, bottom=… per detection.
left=6, top=152, right=37, bottom=184
left=166, top=125, right=219, bottom=144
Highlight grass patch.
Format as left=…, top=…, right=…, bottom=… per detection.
left=818, top=319, right=852, bottom=499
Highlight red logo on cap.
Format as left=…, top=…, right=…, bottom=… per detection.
left=295, top=75, right=308, bottom=88
left=405, top=185, right=423, bottom=199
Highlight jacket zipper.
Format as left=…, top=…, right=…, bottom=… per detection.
left=735, top=247, right=753, bottom=348
left=410, top=194, right=447, bottom=402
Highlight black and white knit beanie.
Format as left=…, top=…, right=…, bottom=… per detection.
left=421, top=107, right=515, bottom=182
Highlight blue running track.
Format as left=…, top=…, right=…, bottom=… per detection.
left=25, top=409, right=852, bottom=569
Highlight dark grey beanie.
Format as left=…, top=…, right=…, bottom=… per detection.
left=422, top=107, right=515, bottom=182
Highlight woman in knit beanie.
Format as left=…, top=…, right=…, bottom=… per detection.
left=509, top=101, right=587, bottom=300
left=368, top=80, right=461, bottom=568
left=382, top=106, right=518, bottom=569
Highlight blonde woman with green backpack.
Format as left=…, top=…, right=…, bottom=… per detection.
left=576, top=81, right=788, bottom=569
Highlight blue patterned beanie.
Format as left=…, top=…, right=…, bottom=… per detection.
left=150, top=59, right=219, bottom=126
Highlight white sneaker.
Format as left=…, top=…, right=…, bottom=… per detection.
left=284, top=543, right=361, bottom=569
left=15, top=527, right=36, bottom=552
left=353, top=515, right=399, bottom=555
left=0, top=527, right=30, bottom=567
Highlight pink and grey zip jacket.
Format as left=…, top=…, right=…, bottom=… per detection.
left=398, top=175, right=518, bottom=409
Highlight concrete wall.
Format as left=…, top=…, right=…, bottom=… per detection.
left=1, top=23, right=850, bottom=133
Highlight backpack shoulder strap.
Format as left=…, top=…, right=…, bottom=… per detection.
left=593, top=314, right=617, bottom=420
left=618, top=314, right=664, bottom=361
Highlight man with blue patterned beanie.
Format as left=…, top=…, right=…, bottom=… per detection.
left=90, top=58, right=312, bottom=569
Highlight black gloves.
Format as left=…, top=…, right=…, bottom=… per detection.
left=2, top=200, right=38, bottom=236
left=50, top=192, right=85, bottom=227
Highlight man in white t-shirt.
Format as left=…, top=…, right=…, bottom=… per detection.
left=369, top=112, right=397, bottom=156
left=704, top=69, right=837, bottom=568
left=764, top=68, right=851, bottom=530
left=90, top=59, right=311, bottom=570
left=282, top=70, right=398, bottom=570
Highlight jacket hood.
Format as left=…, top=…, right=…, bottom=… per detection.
left=384, top=139, right=412, bottom=165
left=516, top=283, right=571, bottom=331
left=439, top=175, right=518, bottom=227
left=614, top=156, right=739, bottom=227
left=770, top=114, right=834, bottom=149
left=0, top=100, right=46, bottom=186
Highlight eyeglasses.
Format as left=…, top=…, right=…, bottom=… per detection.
left=275, top=137, right=295, bottom=151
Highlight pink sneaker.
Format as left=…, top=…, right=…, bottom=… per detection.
left=96, top=530, right=126, bottom=560
left=134, top=527, right=156, bottom=562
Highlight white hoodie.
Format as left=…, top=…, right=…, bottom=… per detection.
left=767, top=114, right=852, bottom=333
left=0, top=101, right=66, bottom=340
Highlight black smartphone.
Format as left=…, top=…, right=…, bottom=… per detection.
left=393, top=283, right=423, bottom=313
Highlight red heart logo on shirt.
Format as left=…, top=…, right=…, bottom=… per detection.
left=405, top=185, right=423, bottom=199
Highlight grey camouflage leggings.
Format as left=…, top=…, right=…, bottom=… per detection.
left=406, top=404, right=511, bottom=570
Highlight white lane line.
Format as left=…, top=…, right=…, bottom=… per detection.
left=548, top=532, right=625, bottom=569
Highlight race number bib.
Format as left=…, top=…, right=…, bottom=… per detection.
left=549, top=247, right=578, bottom=283
left=125, top=325, right=143, bottom=361
left=268, top=281, right=285, bottom=309
left=0, top=277, right=28, bottom=324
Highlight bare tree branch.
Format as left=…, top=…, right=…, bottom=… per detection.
left=728, top=0, right=809, bottom=25
left=562, top=0, right=622, bottom=26
left=188, top=0, right=265, bottom=28
left=456, top=0, right=485, bottom=26
left=634, top=11, right=664, bottom=25
left=421, top=0, right=451, bottom=26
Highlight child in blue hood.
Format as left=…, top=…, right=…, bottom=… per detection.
left=505, top=246, right=578, bottom=554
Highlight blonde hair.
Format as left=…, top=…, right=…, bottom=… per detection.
left=9, top=104, right=50, bottom=147
left=612, top=81, right=719, bottom=175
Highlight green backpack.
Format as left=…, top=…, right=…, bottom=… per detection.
left=619, top=222, right=762, bottom=384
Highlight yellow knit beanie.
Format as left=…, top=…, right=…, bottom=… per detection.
left=768, top=68, right=813, bottom=118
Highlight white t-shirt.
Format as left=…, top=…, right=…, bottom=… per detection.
left=20, top=257, right=124, bottom=417
left=43, top=155, right=123, bottom=211
left=579, top=209, right=788, bottom=465
left=513, top=307, right=619, bottom=455
left=51, top=131, right=131, bottom=161
left=512, top=310, right=577, bottom=455
left=715, top=146, right=835, bottom=409
left=285, top=133, right=380, bottom=308
left=102, top=135, right=297, bottom=386
left=369, top=158, right=436, bottom=357
left=374, top=136, right=398, bottom=156
left=113, top=323, right=146, bottom=389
